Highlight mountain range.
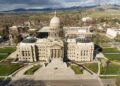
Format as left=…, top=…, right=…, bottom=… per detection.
left=2, top=4, right=120, bottom=13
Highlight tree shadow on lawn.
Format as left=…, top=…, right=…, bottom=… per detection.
left=94, top=44, right=103, bottom=59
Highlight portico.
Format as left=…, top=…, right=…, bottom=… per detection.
left=50, top=44, right=64, bottom=59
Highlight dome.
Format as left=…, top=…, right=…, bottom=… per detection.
left=50, top=12, right=60, bottom=28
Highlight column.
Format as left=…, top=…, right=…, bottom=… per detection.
left=55, top=49, right=57, bottom=58
left=53, top=49, right=55, bottom=58
left=56, top=49, right=58, bottom=58
left=50, top=50, right=52, bottom=58
left=58, top=49, right=59, bottom=58
left=60, top=49, right=62, bottom=58
left=54, top=49, right=55, bottom=58
left=55, top=49, right=56, bottom=58
left=52, top=49, right=54, bottom=58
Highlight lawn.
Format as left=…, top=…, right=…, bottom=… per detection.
left=24, top=65, right=41, bottom=75
left=104, top=54, right=120, bottom=61
left=0, top=47, right=16, bottom=54
left=0, top=47, right=16, bottom=61
left=100, top=43, right=111, bottom=48
left=84, top=63, right=98, bottom=73
left=114, top=39, right=120, bottom=42
left=0, top=54, right=8, bottom=61
left=103, top=48, right=120, bottom=53
left=100, top=63, right=120, bottom=75
left=71, top=65, right=83, bottom=74
left=100, top=76, right=117, bottom=79
left=0, top=63, right=23, bottom=76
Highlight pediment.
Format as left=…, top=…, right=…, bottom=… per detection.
left=50, top=43, right=63, bottom=49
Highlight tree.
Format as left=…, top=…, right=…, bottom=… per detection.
left=13, top=34, right=23, bottom=45
left=2, top=25, right=9, bottom=39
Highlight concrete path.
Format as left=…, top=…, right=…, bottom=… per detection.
left=34, top=59, right=76, bottom=80
left=7, top=51, right=17, bottom=59
left=12, top=59, right=98, bottom=81
left=12, top=64, right=34, bottom=80
left=10, top=59, right=104, bottom=86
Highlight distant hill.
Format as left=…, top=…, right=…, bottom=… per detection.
left=1, top=4, right=120, bottom=13
left=95, top=4, right=120, bottom=10
left=2, top=5, right=97, bottom=13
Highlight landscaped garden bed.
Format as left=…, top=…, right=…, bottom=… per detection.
left=84, top=63, right=98, bottom=73
left=71, top=65, right=83, bottom=74
left=0, top=63, right=23, bottom=76
left=24, top=65, right=41, bottom=75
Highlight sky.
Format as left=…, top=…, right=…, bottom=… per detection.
left=0, top=0, right=120, bottom=11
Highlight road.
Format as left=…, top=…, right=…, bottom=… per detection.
left=102, top=79, right=116, bottom=86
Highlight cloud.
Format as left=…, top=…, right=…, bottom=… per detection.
left=100, top=0, right=120, bottom=5
left=0, top=0, right=119, bottom=11
left=0, top=0, right=64, bottom=11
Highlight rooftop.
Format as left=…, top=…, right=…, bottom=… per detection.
left=38, top=26, right=50, bottom=32
left=22, top=37, right=37, bottom=43
left=67, top=37, right=92, bottom=43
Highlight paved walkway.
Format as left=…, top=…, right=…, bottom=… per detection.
left=10, top=59, right=104, bottom=86
left=12, top=59, right=98, bottom=81
left=34, top=59, right=75, bottom=80
left=7, top=51, right=17, bottom=59
left=12, top=64, right=35, bottom=80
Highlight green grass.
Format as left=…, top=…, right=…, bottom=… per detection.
left=104, top=54, right=120, bottom=61
left=114, top=39, right=120, bottom=42
left=103, top=48, right=120, bottom=53
left=100, top=63, right=120, bottom=75
left=24, top=65, right=41, bottom=75
left=84, top=63, right=98, bottom=73
left=100, top=76, right=117, bottom=79
left=100, top=43, right=111, bottom=48
left=71, top=65, right=82, bottom=74
left=0, top=54, right=8, bottom=60
left=0, top=47, right=16, bottom=54
left=0, top=47, right=16, bottom=61
left=0, top=63, right=23, bottom=76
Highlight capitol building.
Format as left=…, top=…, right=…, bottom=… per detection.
left=16, top=13, right=94, bottom=62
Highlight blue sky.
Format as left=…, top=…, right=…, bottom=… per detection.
left=0, top=0, right=119, bottom=11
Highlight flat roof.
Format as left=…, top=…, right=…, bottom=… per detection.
left=38, top=26, right=50, bottom=32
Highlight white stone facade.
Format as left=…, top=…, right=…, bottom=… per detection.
left=63, top=27, right=92, bottom=38
left=106, top=28, right=120, bottom=39
left=17, top=13, right=94, bottom=62
left=67, top=39, right=94, bottom=62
